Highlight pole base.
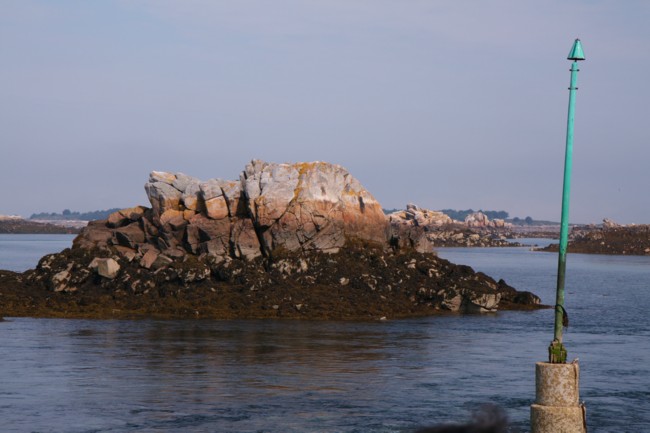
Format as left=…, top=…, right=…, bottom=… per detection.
left=531, top=361, right=586, bottom=433
left=531, top=404, right=586, bottom=433
left=549, top=340, right=567, bottom=363
left=535, top=362, right=580, bottom=406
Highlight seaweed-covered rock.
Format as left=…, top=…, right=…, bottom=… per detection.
left=542, top=223, right=650, bottom=255
left=1, top=239, right=542, bottom=319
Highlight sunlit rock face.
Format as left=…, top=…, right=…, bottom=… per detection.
left=76, top=159, right=388, bottom=260
left=241, top=160, right=387, bottom=254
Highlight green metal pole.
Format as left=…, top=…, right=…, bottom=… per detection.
left=549, top=40, right=584, bottom=364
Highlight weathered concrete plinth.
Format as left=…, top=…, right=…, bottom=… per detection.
left=531, top=362, right=586, bottom=433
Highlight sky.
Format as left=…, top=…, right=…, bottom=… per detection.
left=1, top=1, right=649, bottom=224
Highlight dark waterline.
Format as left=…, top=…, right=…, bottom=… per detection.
left=1, top=239, right=649, bottom=432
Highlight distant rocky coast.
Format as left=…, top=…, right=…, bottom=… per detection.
left=387, top=205, right=522, bottom=250
left=0, top=216, right=79, bottom=234
left=0, top=160, right=543, bottom=319
left=541, top=220, right=650, bottom=256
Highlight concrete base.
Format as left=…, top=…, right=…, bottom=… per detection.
left=531, top=362, right=586, bottom=433
left=531, top=404, right=586, bottom=433
left=536, top=361, right=580, bottom=406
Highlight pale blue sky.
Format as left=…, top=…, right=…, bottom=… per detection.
left=1, top=1, right=649, bottom=223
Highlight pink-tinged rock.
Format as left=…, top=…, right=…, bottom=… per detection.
left=144, top=181, right=182, bottom=218
left=164, top=248, right=186, bottom=259
left=199, top=179, right=225, bottom=200
left=149, top=171, right=176, bottom=185
left=387, top=205, right=455, bottom=253
left=172, top=173, right=199, bottom=193
left=197, top=215, right=231, bottom=241
left=200, top=239, right=230, bottom=257
left=96, top=258, right=120, bottom=279
left=181, top=182, right=202, bottom=211
left=231, top=219, right=261, bottom=259
left=388, top=205, right=452, bottom=228
left=151, top=254, right=173, bottom=270
left=159, top=209, right=184, bottom=226
left=221, top=181, right=243, bottom=216
left=82, top=160, right=390, bottom=260
left=141, top=217, right=159, bottom=242
left=185, top=214, right=231, bottom=255
left=107, top=210, right=129, bottom=228
left=107, top=206, right=148, bottom=228
left=125, top=206, right=147, bottom=220
left=140, top=249, right=159, bottom=269
left=114, top=246, right=137, bottom=262
left=241, top=160, right=387, bottom=252
left=73, top=221, right=113, bottom=249
left=243, top=161, right=299, bottom=226
left=183, top=210, right=196, bottom=221
left=465, top=211, right=490, bottom=227
left=115, top=222, right=146, bottom=249
left=158, top=228, right=183, bottom=250
left=168, top=217, right=187, bottom=232
left=205, top=196, right=229, bottom=220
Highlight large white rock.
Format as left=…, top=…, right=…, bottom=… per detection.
left=181, top=182, right=202, bottom=211
left=241, top=160, right=387, bottom=252
left=465, top=211, right=490, bottom=227
left=205, top=196, right=229, bottom=220
left=199, top=179, right=226, bottom=201
left=172, top=173, right=200, bottom=193
left=95, top=258, right=120, bottom=279
left=119, top=161, right=389, bottom=260
left=149, top=171, right=176, bottom=185
left=145, top=181, right=182, bottom=216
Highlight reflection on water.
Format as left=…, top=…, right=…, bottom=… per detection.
left=1, top=246, right=649, bottom=432
left=1, top=317, right=549, bottom=433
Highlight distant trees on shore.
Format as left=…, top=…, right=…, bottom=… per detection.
left=439, top=209, right=509, bottom=221
left=379, top=207, right=557, bottom=225
left=30, top=208, right=122, bottom=221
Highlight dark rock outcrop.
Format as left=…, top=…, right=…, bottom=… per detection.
left=542, top=222, right=650, bottom=256
left=2, top=239, right=541, bottom=319
left=388, top=204, right=519, bottom=252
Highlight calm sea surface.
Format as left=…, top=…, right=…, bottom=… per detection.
left=0, top=234, right=77, bottom=272
left=1, top=235, right=649, bottom=432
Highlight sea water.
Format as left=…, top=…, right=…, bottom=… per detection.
left=0, top=236, right=648, bottom=432
left=0, top=234, right=77, bottom=272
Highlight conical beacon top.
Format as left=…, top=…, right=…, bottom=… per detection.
left=568, top=39, right=585, bottom=61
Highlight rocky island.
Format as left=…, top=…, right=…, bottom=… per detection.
left=0, top=160, right=543, bottom=320
left=541, top=219, right=650, bottom=256
left=0, top=216, right=79, bottom=234
left=387, top=205, right=522, bottom=249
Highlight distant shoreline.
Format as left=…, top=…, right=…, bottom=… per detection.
left=540, top=224, right=650, bottom=256
left=0, top=219, right=81, bottom=235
